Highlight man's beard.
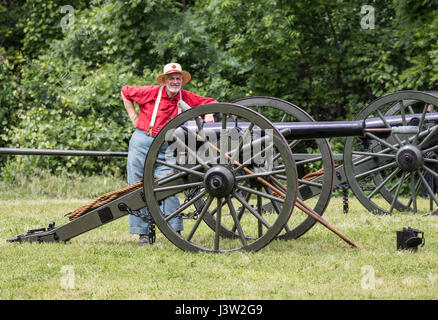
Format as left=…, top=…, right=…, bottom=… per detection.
left=167, top=84, right=181, bottom=93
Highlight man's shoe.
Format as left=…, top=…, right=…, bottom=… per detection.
left=139, top=234, right=149, bottom=244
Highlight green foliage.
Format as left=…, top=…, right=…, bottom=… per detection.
left=0, top=49, right=19, bottom=147
left=0, top=1, right=26, bottom=153
left=1, top=0, right=438, bottom=176
left=17, top=0, right=92, bottom=58
left=392, top=1, right=438, bottom=90
left=200, top=0, right=407, bottom=120
left=7, top=56, right=139, bottom=175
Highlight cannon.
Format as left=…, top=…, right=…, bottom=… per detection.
left=5, top=90, right=438, bottom=253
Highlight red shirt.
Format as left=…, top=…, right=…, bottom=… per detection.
left=121, top=85, right=217, bottom=136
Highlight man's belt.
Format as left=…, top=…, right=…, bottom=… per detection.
left=145, top=128, right=155, bottom=137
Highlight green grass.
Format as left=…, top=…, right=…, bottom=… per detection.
left=1, top=174, right=438, bottom=300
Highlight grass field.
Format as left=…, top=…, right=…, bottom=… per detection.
left=1, top=174, right=438, bottom=300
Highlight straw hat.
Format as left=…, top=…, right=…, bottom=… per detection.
left=156, top=63, right=191, bottom=85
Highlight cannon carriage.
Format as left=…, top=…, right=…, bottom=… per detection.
left=4, top=90, right=438, bottom=253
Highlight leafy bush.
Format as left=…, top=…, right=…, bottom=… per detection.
left=2, top=0, right=438, bottom=178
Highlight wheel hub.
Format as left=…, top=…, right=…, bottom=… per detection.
left=396, top=145, right=424, bottom=171
left=204, top=166, right=235, bottom=197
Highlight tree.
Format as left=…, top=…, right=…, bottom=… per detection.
left=2, top=0, right=437, bottom=175
left=4, top=0, right=223, bottom=175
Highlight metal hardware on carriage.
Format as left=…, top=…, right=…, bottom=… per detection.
left=6, top=185, right=150, bottom=243
left=118, top=202, right=156, bottom=244
left=7, top=221, right=58, bottom=243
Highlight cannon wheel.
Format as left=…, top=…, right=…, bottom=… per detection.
left=142, top=103, right=298, bottom=252
left=230, top=97, right=334, bottom=240
left=344, top=90, right=438, bottom=215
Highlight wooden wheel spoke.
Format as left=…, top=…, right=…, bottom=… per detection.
left=233, top=191, right=271, bottom=229
left=186, top=196, right=214, bottom=242
left=227, top=195, right=248, bottom=246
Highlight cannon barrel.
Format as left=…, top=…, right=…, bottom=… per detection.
left=268, top=120, right=365, bottom=139
left=364, top=112, right=438, bottom=128
left=185, top=112, right=431, bottom=140
left=183, top=120, right=366, bottom=141
left=1, top=112, right=432, bottom=157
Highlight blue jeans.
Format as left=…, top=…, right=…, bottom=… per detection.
left=127, top=128, right=183, bottom=234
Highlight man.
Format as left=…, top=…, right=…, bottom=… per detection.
left=121, top=63, right=217, bottom=243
